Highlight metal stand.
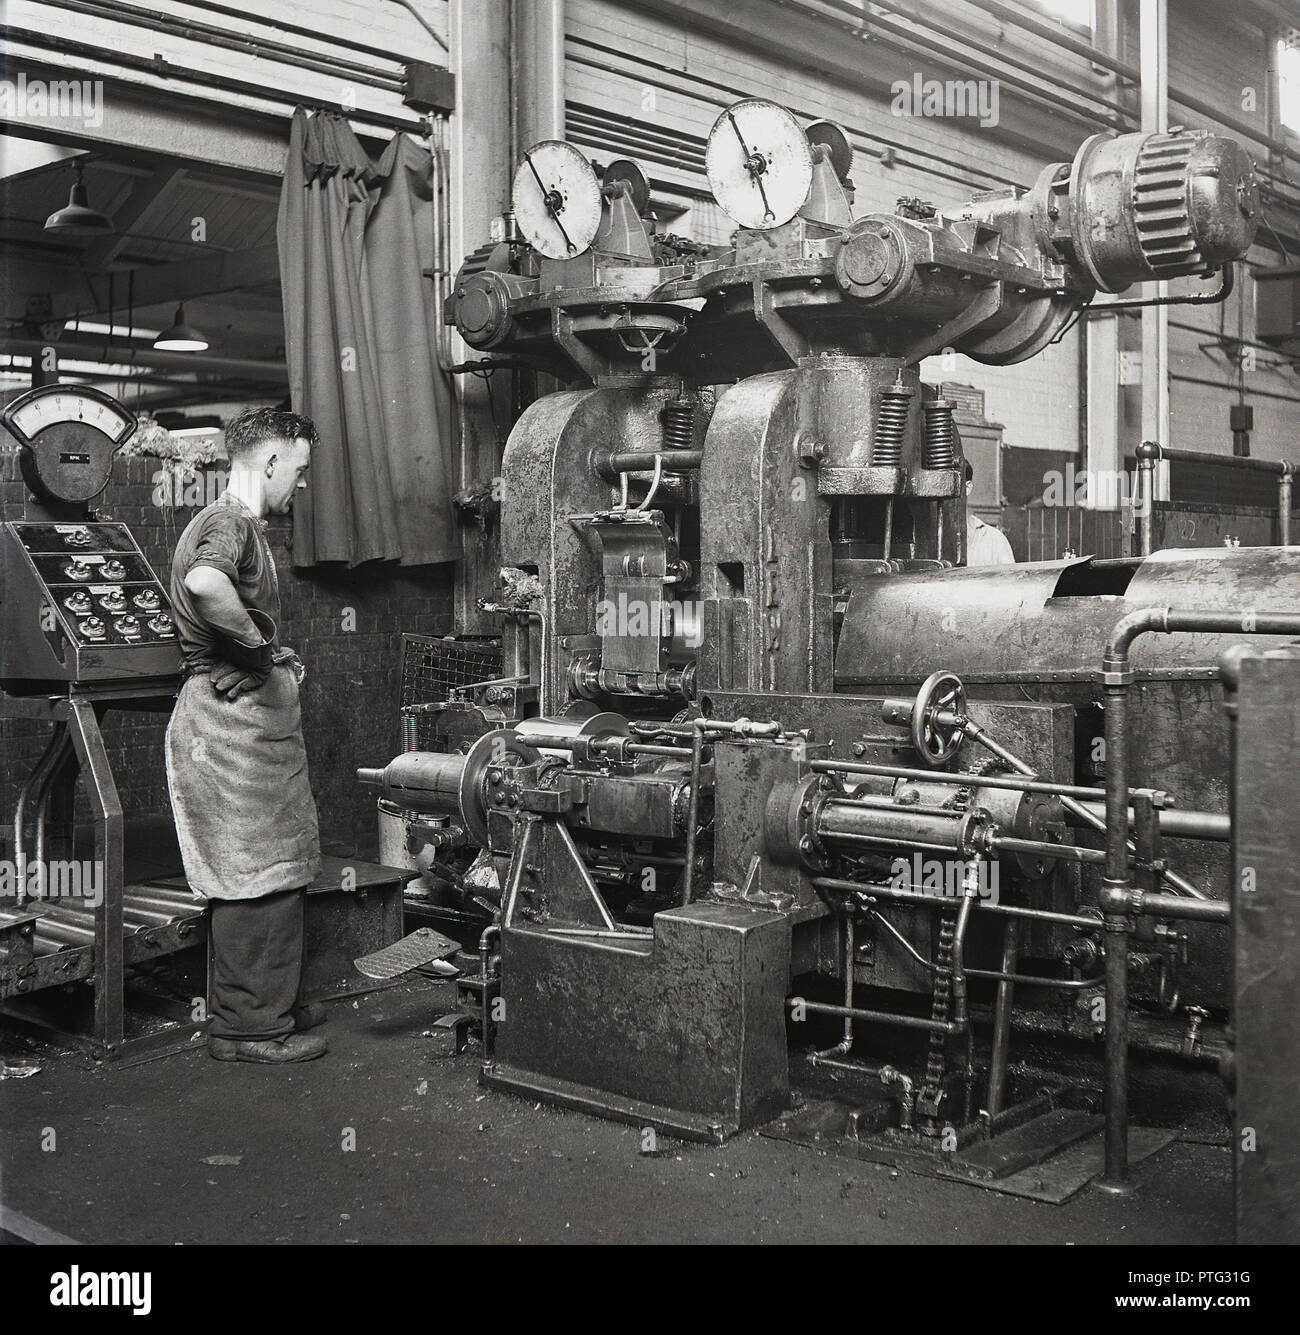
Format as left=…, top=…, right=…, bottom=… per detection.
left=3, top=683, right=207, bottom=1063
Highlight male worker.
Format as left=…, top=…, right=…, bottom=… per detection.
left=964, top=459, right=1015, bottom=565
left=165, top=407, right=327, bottom=1063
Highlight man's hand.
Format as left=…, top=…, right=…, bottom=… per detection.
left=210, top=664, right=267, bottom=700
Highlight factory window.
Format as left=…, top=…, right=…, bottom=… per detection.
left=1279, top=36, right=1300, bottom=135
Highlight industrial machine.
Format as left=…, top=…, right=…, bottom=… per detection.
left=363, top=102, right=1297, bottom=1224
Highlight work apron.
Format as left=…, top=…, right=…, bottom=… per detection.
left=165, top=661, right=321, bottom=901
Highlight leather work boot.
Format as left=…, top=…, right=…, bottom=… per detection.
left=208, top=1032, right=329, bottom=1063
left=291, top=1002, right=328, bottom=1031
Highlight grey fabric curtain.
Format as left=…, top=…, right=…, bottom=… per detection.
left=277, top=109, right=456, bottom=567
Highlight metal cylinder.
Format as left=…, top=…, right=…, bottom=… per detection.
left=1045, top=129, right=1259, bottom=294
left=816, top=798, right=977, bottom=855
left=358, top=751, right=470, bottom=817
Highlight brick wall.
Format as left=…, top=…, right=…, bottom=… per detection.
left=1, top=449, right=454, bottom=863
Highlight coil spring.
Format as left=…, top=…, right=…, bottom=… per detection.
left=923, top=398, right=957, bottom=470
left=400, top=709, right=419, bottom=752
left=872, top=380, right=912, bottom=467
left=663, top=397, right=695, bottom=450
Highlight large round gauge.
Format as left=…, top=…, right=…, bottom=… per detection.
left=1, top=384, right=138, bottom=506
left=706, top=99, right=814, bottom=231
left=512, top=141, right=603, bottom=260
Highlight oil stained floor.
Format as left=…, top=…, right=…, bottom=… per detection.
left=0, top=976, right=1230, bottom=1245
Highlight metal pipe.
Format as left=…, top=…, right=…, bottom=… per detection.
left=842, top=0, right=1135, bottom=123
left=385, top=0, right=450, bottom=52
left=810, top=905, right=855, bottom=1065
left=811, top=0, right=1127, bottom=131
left=12, top=725, right=70, bottom=874
left=513, top=0, right=564, bottom=151
left=1128, top=891, right=1230, bottom=923
left=33, top=0, right=406, bottom=87
left=171, top=0, right=415, bottom=64
left=1096, top=604, right=1300, bottom=1191
left=680, top=717, right=706, bottom=906
left=1280, top=464, right=1294, bottom=546
left=814, top=876, right=1101, bottom=929
left=963, top=0, right=1300, bottom=170
left=597, top=449, right=704, bottom=475
left=0, top=336, right=287, bottom=383
left=31, top=916, right=95, bottom=947
left=1069, top=802, right=1229, bottom=841
left=986, top=917, right=1019, bottom=1118
left=33, top=732, right=74, bottom=879
left=544, top=929, right=655, bottom=942
left=2, top=27, right=424, bottom=134
left=811, top=757, right=1156, bottom=804
left=478, top=923, right=500, bottom=1062
left=991, top=834, right=1104, bottom=866
left=794, top=998, right=962, bottom=1035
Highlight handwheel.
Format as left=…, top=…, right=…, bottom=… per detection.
left=911, top=670, right=968, bottom=766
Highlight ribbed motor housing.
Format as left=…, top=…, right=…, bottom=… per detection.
left=1042, top=129, right=1259, bottom=293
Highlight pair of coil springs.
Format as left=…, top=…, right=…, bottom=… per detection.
left=874, top=379, right=957, bottom=469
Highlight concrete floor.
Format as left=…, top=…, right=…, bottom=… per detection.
left=0, top=976, right=1231, bottom=1245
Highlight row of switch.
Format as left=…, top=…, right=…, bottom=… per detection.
left=63, top=588, right=162, bottom=615
left=64, top=559, right=129, bottom=581
left=76, top=612, right=175, bottom=641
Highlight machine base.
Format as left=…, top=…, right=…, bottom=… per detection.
left=763, top=1092, right=1176, bottom=1203
left=491, top=902, right=792, bottom=1140
left=482, top=1061, right=738, bottom=1144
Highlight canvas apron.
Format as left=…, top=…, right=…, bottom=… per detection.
left=164, top=506, right=320, bottom=901
left=165, top=661, right=321, bottom=901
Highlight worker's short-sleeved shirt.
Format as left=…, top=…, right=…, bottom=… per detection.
left=966, top=514, right=1016, bottom=566
left=169, top=492, right=281, bottom=670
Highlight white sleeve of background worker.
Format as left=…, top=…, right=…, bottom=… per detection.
left=966, top=514, right=1016, bottom=566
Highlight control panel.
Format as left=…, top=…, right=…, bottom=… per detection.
left=1, top=521, right=181, bottom=690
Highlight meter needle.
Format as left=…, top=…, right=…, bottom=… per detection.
left=726, top=110, right=775, bottom=222
left=524, top=151, right=577, bottom=254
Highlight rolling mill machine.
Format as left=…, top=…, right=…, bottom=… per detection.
left=361, top=101, right=1298, bottom=1232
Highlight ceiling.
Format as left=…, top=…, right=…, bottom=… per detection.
left=1, top=136, right=287, bottom=415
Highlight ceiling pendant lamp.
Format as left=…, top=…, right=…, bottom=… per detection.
left=44, top=160, right=113, bottom=235
left=152, top=305, right=209, bottom=353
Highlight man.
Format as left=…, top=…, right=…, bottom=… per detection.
left=964, top=459, right=1015, bottom=566
left=165, top=407, right=327, bottom=1063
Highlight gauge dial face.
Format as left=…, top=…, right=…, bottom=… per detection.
left=706, top=99, right=814, bottom=231
left=512, top=140, right=603, bottom=260
left=2, top=385, right=137, bottom=448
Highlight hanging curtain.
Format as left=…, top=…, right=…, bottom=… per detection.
left=277, top=108, right=456, bottom=567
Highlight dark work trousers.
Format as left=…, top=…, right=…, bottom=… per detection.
left=207, top=886, right=307, bottom=1040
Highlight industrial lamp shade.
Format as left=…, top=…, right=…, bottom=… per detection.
left=44, top=163, right=114, bottom=236
left=153, top=305, right=209, bottom=353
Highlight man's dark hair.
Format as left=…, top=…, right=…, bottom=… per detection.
left=963, top=458, right=974, bottom=484
left=224, top=407, right=320, bottom=461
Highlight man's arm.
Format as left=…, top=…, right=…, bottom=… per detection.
left=183, top=566, right=261, bottom=642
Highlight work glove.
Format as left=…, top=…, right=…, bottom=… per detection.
left=210, top=609, right=277, bottom=699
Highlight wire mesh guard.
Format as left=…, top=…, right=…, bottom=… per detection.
left=399, top=634, right=503, bottom=749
